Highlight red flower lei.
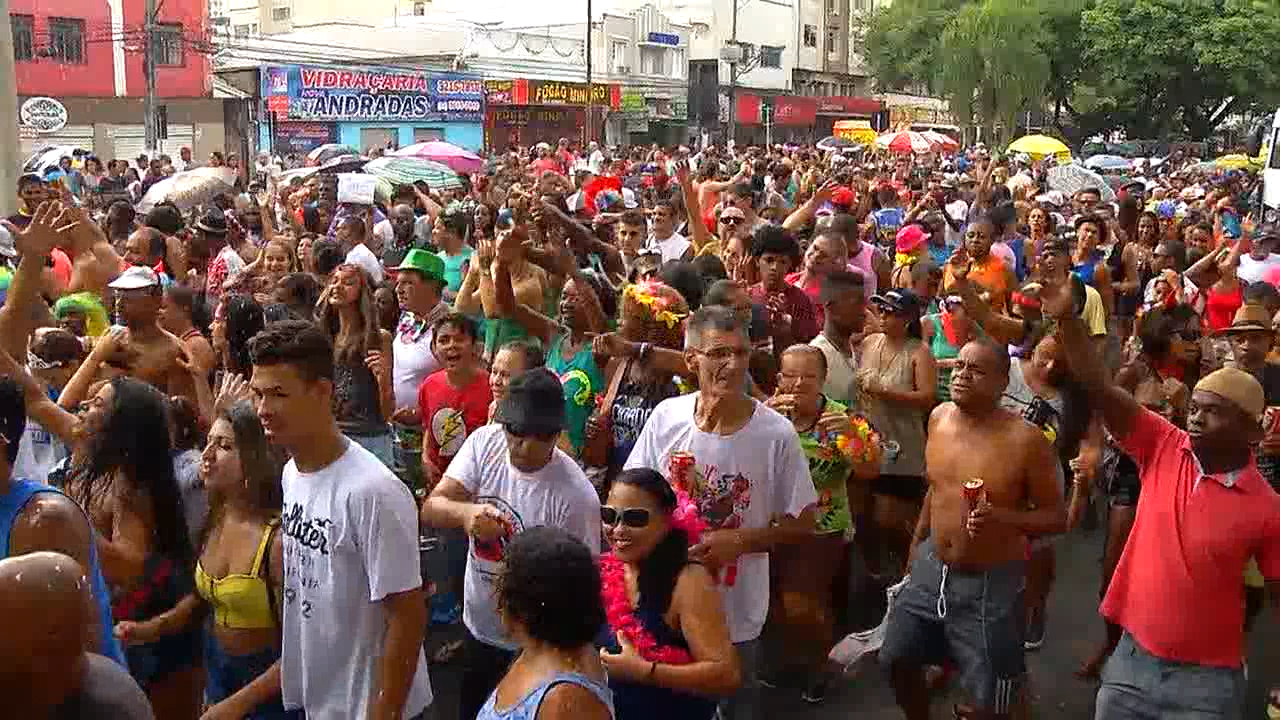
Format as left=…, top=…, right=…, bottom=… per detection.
left=599, top=552, right=695, bottom=665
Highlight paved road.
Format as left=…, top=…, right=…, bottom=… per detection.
left=424, top=524, right=1280, bottom=719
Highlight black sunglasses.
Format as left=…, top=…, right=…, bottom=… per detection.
left=1175, top=328, right=1202, bottom=342
left=601, top=506, right=651, bottom=529
left=505, top=424, right=559, bottom=442
left=720, top=216, right=741, bottom=226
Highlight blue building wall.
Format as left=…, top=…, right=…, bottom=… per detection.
left=337, top=122, right=482, bottom=152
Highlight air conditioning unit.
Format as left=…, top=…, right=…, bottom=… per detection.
left=614, top=64, right=630, bottom=74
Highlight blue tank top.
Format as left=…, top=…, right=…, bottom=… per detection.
left=0, top=478, right=126, bottom=666
left=477, top=671, right=615, bottom=720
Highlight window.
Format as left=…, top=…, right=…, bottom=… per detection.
left=233, top=24, right=251, bottom=38
left=155, top=24, right=184, bottom=66
left=760, top=45, right=782, bottom=68
left=803, top=24, right=817, bottom=48
left=610, top=39, right=627, bottom=70
left=640, top=45, right=663, bottom=75
left=826, top=28, right=838, bottom=56
left=272, top=6, right=291, bottom=21
left=11, top=15, right=33, bottom=61
left=670, top=48, right=685, bottom=78
left=48, top=18, right=85, bottom=64
left=413, top=1, right=428, bottom=15
left=826, top=0, right=838, bottom=15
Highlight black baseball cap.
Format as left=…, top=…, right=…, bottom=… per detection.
left=494, top=369, right=565, bottom=438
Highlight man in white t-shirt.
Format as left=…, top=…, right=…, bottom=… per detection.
left=336, top=215, right=386, bottom=284
left=647, top=199, right=692, bottom=263
left=625, top=305, right=818, bottom=720
left=1237, top=229, right=1280, bottom=284
left=422, top=368, right=601, bottom=720
left=248, top=321, right=432, bottom=720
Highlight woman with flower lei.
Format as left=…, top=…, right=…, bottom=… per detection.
left=584, top=279, right=690, bottom=485
left=761, top=344, right=881, bottom=702
left=598, top=468, right=741, bottom=719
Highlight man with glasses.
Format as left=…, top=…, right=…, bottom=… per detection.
left=1072, top=187, right=1103, bottom=220
left=422, top=368, right=601, bottom=720
left=626, top=305, right=817, bottom=720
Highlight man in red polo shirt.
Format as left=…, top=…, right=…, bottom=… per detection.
left=1046, top=280, right=1280, bottom=719
left=747, top=224, right=820, bottom=354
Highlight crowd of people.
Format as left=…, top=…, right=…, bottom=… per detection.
left=2, top=135, right=1279, bottom=720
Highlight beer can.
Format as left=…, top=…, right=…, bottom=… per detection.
left=668, top=451, right=695, bottom=490
left=963, top=477, right=985, bottom=509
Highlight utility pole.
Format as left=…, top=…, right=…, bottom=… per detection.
left=0, top=0, right=18, bottom=217
left=143, top=0, right=158, bottom=152
left=728, top=0, right=738, bottom=146
left=584, top=0, right=594, bottom=145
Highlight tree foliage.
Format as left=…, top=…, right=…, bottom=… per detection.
left=862, top=0, right=1280, bottom=141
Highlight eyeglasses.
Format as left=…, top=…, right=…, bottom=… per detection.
left=695, top=346, right=750, bottom=361
left=601, top=506, right=652, bottom=528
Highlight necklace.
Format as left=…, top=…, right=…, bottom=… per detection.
left=599, top=553, right=694, bottom=664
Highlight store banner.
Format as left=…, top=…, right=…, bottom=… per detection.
left=735, top=94, right=762, bottom=125
left=262, top=65, right=485, bottom=123
left=484, top=79, right=621, bottom=109
left=814, top=95, right=882, bottom=116
left=273, top=122, right=339, bottom=154
left=772, top=96, right=817, bottom=126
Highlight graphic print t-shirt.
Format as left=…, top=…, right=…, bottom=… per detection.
left=279, top=441, right=433, bottom=719
left=418, top=369, right=492, bottom=474
left=625, top=393, right=817, bottom=643
left=445, top=424, right=602, bottom=650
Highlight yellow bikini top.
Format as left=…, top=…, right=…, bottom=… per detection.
left=195, top=518, right=279, bottom=630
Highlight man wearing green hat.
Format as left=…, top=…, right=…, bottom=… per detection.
left=390, top=248, right=450, bottom=496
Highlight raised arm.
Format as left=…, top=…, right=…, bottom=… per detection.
left=0, top=202, right=70, bottom=359
left=782, top=180, right=838, bottom=233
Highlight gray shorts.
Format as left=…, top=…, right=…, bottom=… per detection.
left=1095, top=633, right=1244, bottom=720
left=879, top=539, right=1027, bottom=714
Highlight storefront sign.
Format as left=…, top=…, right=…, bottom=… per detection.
left=735, top=94, right=761, bottom=125
left=485, top=79, right=521, bottom=105
left=262, top=65, right=484, bottom=123
left=528, top=80, right=621, bottom=109
left=647, top=32, right=680, bottom=46
left=272, top=122, right=339, bottom=155
left=19, top=97, right=68, bottom=133
left=814, top=95, right=882, bottom=116
left=429, top=74, right=485, bottom=121
left=619, top=92, right=646, bottom=113
left=672, top=101, right=688, bottom=121
left=772, top=96, right=817, bottom=126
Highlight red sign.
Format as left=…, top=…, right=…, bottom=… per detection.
left=267, top=95, right=290, bottom=114
left=772, top=96, right=817, bottom=126
left=813, top=95, right=882, bottom=115
left=735, top=94, right=762, bottom=125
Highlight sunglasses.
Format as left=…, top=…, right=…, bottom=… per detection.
left=505, top=425, right=559, bottom=442
left=1175, top=328, right=1202, bottom=342
left=720, top=216, right=741, bottom=226
left=601, top=506, right=652, bottom=529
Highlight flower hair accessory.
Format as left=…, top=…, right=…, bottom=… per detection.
left=624, top=280, right=689, bottom=330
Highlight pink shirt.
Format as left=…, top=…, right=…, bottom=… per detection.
left=1104, top=408, right=1280, bottom=667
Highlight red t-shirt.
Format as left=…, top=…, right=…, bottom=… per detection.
left=532, top=158, right=561, bottom=176
left=418, top=369, right=492, bottom=473
left=1103, top=407, right=1280, bottom=667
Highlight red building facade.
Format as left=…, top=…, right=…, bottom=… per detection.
left=10, top=0, right=210, bottom=98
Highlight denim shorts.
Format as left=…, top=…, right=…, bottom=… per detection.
left=879, top=539, right=1026, bottom=714
left=1095, top=633, right=1244, bottom=720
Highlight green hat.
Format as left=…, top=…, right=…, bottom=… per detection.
left=395, top=249, right=445, bottom=283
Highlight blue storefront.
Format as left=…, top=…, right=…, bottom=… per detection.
left=260, top=64, right=484, bottom=156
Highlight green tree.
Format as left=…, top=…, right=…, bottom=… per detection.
left=1082, top=0, right=1280, bottom=139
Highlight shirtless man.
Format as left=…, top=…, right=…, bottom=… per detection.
left=879, top=337, right=1066, bottom=719
left=103, top=265, right=194, bottom=399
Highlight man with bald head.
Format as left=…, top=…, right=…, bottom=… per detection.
left=0, top=377, right=123, bottom=665
left=881, top=338, right=1065, bottom=719
left=375, top=202, right=419, bottom=267
left=0, top=552, right=151, bottom=718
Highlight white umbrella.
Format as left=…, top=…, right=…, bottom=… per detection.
left=136, top=166, right=238, bottom=213
left=1046, top=163, right=1116, bottom=203
left=1084, top=154, right=1132, bottom=171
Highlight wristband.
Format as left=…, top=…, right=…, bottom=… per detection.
left=638, top=342, right=651, bottom=361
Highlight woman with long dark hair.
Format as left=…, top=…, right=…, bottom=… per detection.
left=67, top=375, right=202, bottom=718
left=114, top=400, right=299, bottom=719
left=317, top=263, right=394, bottom=464
left=211, top=294, right=265, bottom=379
left=597, top=468, right=740, bottom=719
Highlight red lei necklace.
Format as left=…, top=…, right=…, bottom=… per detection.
left=599, top=552, right=694, bottom=665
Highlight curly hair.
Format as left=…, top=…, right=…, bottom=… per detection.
left=621, top=280, right=689, bottom=350
left=221, top=294, right=265, bottom=377
left=497, top=526, right=605, bottom=651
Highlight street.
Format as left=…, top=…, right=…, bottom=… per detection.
left=425, top=523, right=1280, bottom=719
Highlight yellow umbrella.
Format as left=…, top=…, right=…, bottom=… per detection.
left=1214, top=154, right=1261, bottom=171
left=1008, top=134, right=1070, bottom=157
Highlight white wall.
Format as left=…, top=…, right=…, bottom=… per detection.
left=653, top=0, right=793, bottom=90
left=796, top=0, right=821, bottom=71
